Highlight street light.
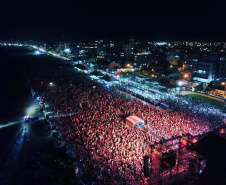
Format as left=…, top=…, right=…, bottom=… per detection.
left=221, top=82, right=226, bottom=98
left=177, top=81, right=183, bottom=94
left=184, top=74, right=188, bottom=78
left=221, top=82, right=226, bottom=90
left=178, top=81, right=183, bottom=86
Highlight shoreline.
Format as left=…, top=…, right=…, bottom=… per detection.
left=0, top=46, right=76, bottom=184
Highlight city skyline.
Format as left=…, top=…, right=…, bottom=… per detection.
left=0, top=0, right=226, bottom=41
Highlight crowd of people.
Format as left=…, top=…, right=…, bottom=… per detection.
left=34, top=72, right=225, bottom=184
left=117, top=83, right=225, bottom=140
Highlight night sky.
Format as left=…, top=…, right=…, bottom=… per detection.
left=0, top=0, right=225, bottom=41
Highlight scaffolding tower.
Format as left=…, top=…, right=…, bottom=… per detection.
left=148, top=134, right=205, bottom=185
left=79, top=92, right=89, bottom=109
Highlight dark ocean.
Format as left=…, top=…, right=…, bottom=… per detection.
left=0, top=46, right=75, bottom=166
left=0, top=46, right=64, bottom=124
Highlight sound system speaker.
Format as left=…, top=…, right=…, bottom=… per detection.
left=143, top=155, right=150, bottom=178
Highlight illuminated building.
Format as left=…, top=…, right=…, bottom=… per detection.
left=123, top=37, right=135, bottom=60
left=193, top=53, right=219, bottom=84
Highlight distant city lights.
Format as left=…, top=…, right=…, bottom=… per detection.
left=64, top=48, right=71, bottom=53
left=35, top=51, right=40, bottom=55
left=156, top=42, right=167, bottom=45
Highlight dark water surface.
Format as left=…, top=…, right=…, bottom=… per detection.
left=0, top=46, right=64, bottom=124
left=0, top=46, right=72, bottom=174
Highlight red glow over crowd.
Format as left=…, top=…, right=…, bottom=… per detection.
left=37, top=73, right=225, bottom=184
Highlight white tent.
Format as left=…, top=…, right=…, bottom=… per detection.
left=126, top=116, right=144, bottom=128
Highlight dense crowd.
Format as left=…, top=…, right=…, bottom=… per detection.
left=36, top=73, right=225, bottom=184
left=119, top=83, right=225, bottom=140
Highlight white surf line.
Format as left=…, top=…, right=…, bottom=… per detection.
left=0, top=121, right=22, bottom=129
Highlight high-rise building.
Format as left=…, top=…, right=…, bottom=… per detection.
left=130, top=37, right=134, bottom=55
left=219, top=55, right=226, bottom=79
left=124, top=42, right=131, bottom=59
left=123, top=37, right=135, bottom=61
left=192, top=52, right=220, bottom=84
left=193, top=62, right=216, bottom=84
